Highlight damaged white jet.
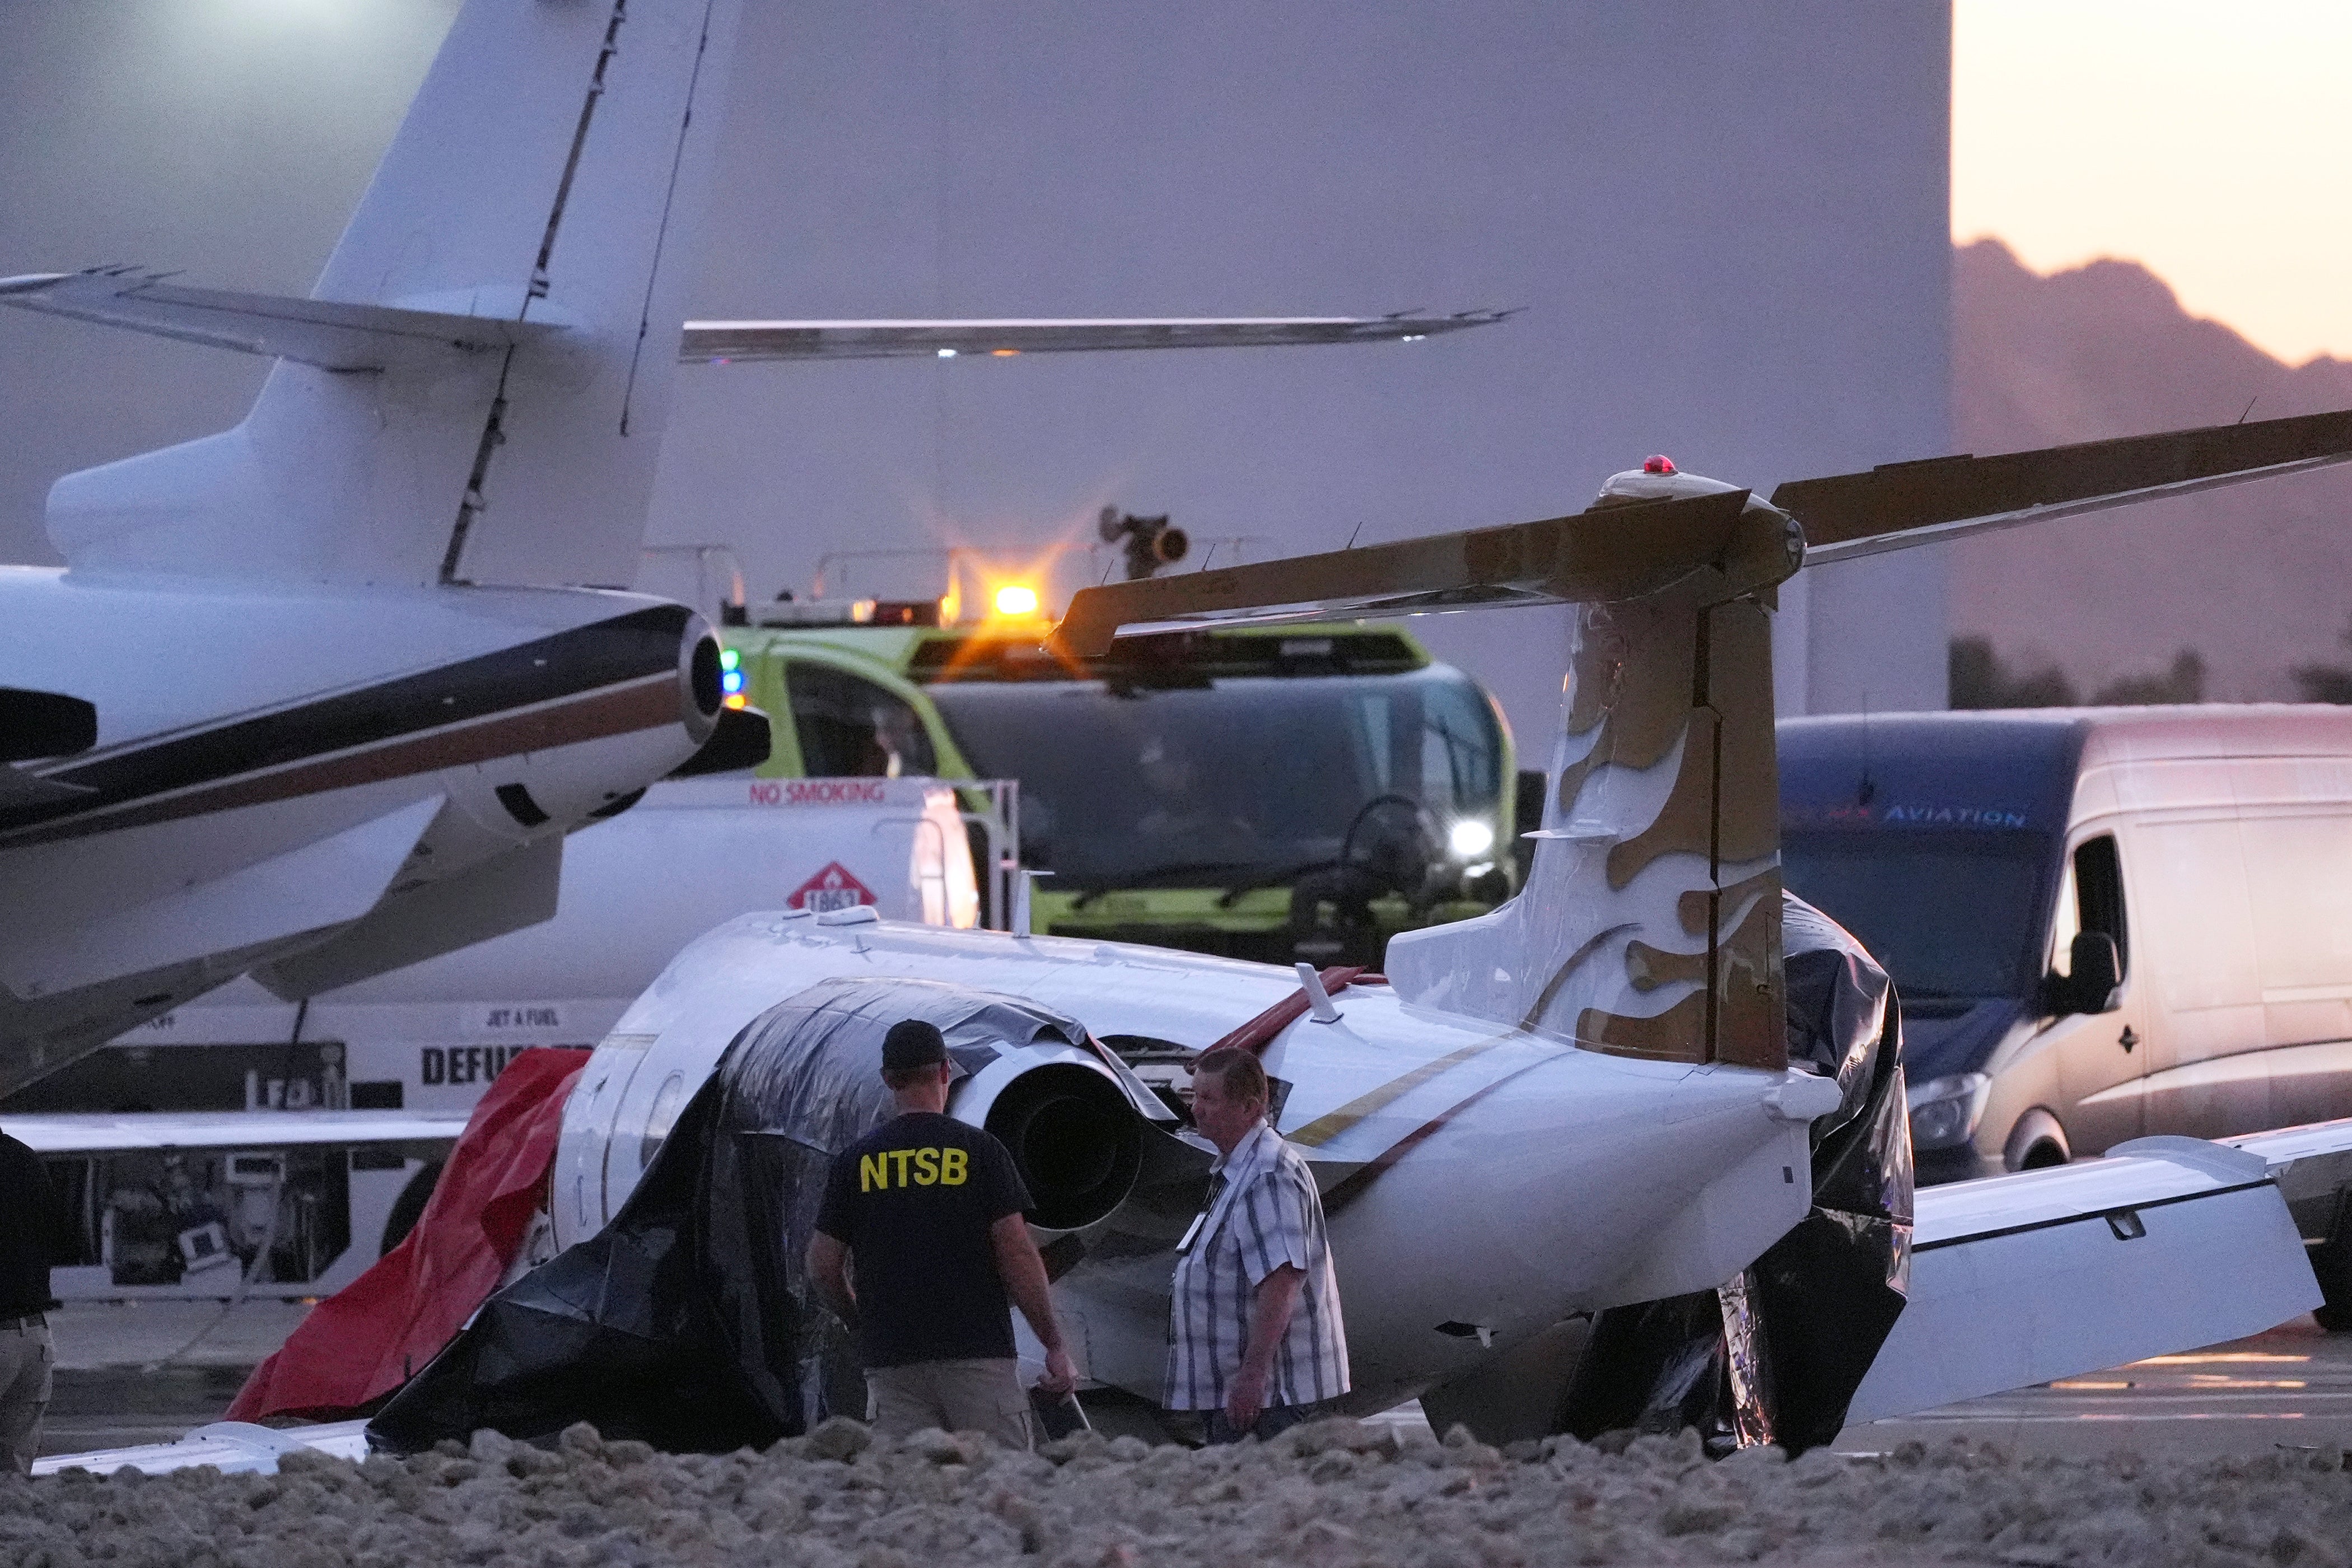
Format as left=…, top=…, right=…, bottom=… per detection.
left=340, top=407, right=2352, bottom=1459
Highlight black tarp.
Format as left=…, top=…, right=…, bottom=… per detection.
left=371, top=977, right=1110, bottom=1453
left=1558, top=889, right=1914, bottom=1454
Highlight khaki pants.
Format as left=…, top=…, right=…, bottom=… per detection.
left=0, top=1315, right=52, bottom=1476
left=865, top=1357, right=1031, bottom=1449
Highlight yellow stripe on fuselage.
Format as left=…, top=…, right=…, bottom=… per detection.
left=1284, top=1035, right=1514, bottom=1149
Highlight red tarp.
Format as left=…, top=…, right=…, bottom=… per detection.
left=228, top=1046, right=590, bottom=1422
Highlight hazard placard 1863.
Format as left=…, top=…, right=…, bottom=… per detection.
left=789, top=861, right=876, bottom=913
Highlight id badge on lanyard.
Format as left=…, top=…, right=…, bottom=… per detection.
left=1179, top=1170, right=1229, bottom=1257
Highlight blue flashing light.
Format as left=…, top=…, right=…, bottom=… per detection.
left=721, top=670, right=744, bottom=694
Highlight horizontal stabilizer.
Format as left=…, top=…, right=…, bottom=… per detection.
left=11, top=1109, right=468, bottom=1159
left=2, top=274, right=1506, bottom=372
left=1778, top=407, right=2352, bottom=564
left=0, top=269, right=557, bottom=371
left=680, top=310, right=1510, bottom=362
left=1054, top=406, right=2352, bottom=653
left=1845, top=1135, right=2327, bottom=1425
left=1054, top=489, right=1763, bottom=656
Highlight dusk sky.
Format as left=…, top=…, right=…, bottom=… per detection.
left=9, top=3, right=2340, bottom=363
left=1955, top=0, right=2352, bottom=365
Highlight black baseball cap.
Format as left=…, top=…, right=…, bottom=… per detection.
left=882, top=1019, right=948, bottom=1071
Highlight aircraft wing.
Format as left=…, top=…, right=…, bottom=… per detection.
left=12, top=1109, right=468, bottom=1160
left=0, top=269, right=554, bottom=371
left=1842, top=1131, right=2341, bottom=1425
left=1051, top=407, right=2352, bottom=653
left=678, top=311, right=1510, bottom=362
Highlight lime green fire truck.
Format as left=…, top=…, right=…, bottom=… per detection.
left=718, top=610, right=1518, bottom=968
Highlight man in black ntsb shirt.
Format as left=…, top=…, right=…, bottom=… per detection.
left=809, top=1020, right=1076, bottom=1446
left=0, top=1127, right=58, bottom=1474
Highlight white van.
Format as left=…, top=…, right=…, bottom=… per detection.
left=1781, top=706, right=2352, bottom=1197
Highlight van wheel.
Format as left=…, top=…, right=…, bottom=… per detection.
left=2003, top=1111, right=2070, bottom=1173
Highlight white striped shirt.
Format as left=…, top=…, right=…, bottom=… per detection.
left=1164, top=1121, right=1350, bottom=1411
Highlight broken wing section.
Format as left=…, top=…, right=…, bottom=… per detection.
left=1844, top=1136, right=2322, bottom=1425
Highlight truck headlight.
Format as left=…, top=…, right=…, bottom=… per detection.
left=1448, top=819, right=1495, bottom=859
left=1906, top=1071, right=1991, bottom=1150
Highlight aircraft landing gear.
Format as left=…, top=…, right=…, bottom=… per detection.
left=2308, top=1195, right=2352, bottom=1332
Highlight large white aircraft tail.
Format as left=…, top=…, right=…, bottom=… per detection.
left=45, top=0, right=740, bottom=590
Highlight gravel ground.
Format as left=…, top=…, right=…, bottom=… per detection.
left=7, top=1417, right=2351, bottom=1568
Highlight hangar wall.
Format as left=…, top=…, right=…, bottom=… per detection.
left=0, top=1, right=1950, bottom=740
left=654, top=1, right=1954, bottom=735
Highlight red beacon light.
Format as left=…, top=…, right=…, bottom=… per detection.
left=1642, top=454, right=1676, bottom=475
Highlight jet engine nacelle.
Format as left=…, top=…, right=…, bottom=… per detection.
left=244, top=602, right=727, bottom=1001
left=554, top=974, right=1177, bottom=1249
left=424, top=607, right=722, bottom=853
left=951, top=1043, right=1146, bottom=1233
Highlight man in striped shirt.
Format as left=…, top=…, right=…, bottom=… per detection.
left=1165, top=1047, right=1350, bottom=1441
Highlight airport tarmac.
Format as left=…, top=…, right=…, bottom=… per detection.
left=38, top=1299, right=312, bottom=1457
left=36, top=1299, right=2352, bottom=1462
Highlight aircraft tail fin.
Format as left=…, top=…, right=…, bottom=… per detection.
left=1054, top=410, right=2352, bottom=1067
left=1381, top=510, right=1793, bottom=1066
left=46, top=0, right=740, bottom=589
left=1055, top=472, right=1805, bottom=1068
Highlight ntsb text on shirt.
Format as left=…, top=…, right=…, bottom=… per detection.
left=860, top=1147, right=970, bottom=1191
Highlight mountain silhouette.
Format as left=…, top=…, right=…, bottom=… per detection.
left=1951, top=237, right=2352, bottom=701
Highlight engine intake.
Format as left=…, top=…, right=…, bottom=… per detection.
left=680, top=618, right=724, bottom=739
left=977, top=1057, right=1144, bottom=1231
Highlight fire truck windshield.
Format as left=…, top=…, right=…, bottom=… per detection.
left=927, top=666, right=1505, bottom=894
